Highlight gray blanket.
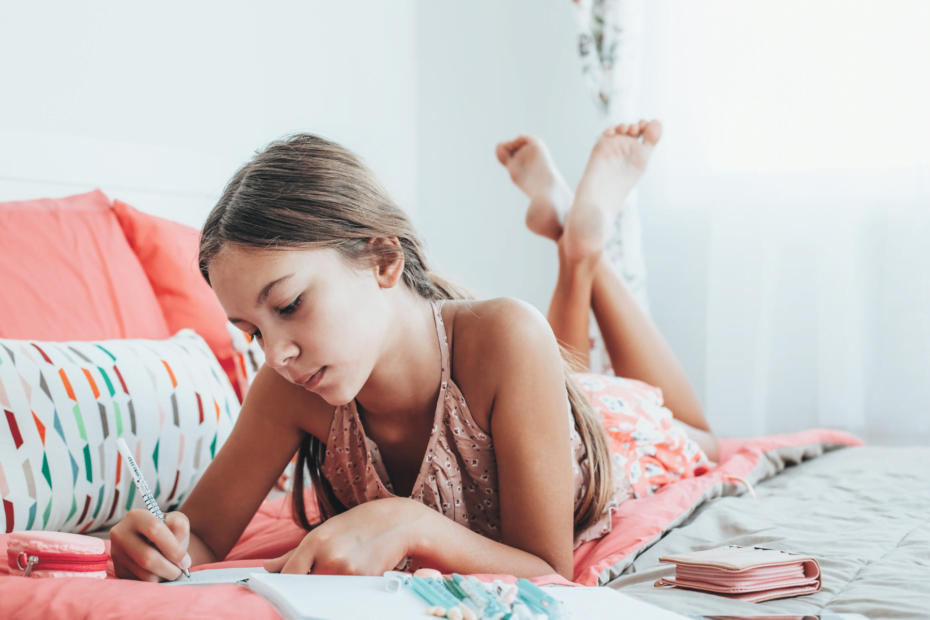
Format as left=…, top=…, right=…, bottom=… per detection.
left=607, top=446, right=930, bottom=620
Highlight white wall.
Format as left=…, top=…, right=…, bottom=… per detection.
left=0, top=1, right=711, bottom=428
left=414, top=1, right=605, bottom=312
left=413, top=1, right=709, bottom=403
left=0, top=0, right=629, bottom=339
left=0, top=0, right=418, bottom=228
left=6, top=1, right=927, bottom=442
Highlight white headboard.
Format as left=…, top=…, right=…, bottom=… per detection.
left=0, top=128, right=245, bottom=229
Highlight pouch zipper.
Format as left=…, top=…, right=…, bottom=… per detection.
left=9, top=549, right=109, bottom=576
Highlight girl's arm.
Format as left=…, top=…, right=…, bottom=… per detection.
left=179, top=364, right=332, bottom=562
left=444, top=298, right=577, bottom=579
left=408, top=499, right=564, bottom=577
left=263, top=495, right=562, bottom=578
left=110, top=363, right=332, bottom=580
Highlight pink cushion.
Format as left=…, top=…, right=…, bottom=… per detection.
left=0, top=191, right=169, bottom=341
left=112, top=200, right=238, bottom=395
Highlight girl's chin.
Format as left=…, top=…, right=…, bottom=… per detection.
left=313, top=380, right=358, bottom=408
left=310, top=365, right=368, bottom=408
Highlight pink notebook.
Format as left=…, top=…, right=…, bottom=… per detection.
left=655, top=546, right=821, bottom=603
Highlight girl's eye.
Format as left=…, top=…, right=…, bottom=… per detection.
left=279, top=295, right=302, bottom=316
left=251, top=329, right=262, bottom=340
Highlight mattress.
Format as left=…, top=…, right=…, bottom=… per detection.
left=3, top=433, right=920, bottom=620
left=607, top=446, right=930, bottom=619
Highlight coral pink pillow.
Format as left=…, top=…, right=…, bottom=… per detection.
left=0, top=191, right=169, bottom=342
left=111, top=200, right=237, bottom=395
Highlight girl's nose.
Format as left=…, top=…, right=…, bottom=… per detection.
left=263, top=334, right=298, bottom=369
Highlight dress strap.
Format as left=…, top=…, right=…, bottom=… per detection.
left=429, top=300, right=452, bottom=384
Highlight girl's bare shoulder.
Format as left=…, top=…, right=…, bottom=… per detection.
left=442, top=298, right=563, bottom=430
left=444, top=297, right=552, bottom=347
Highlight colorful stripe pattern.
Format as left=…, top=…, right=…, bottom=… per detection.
left=0, top=329, right=240, bottom=534
left=225, top=322, right=265, bottom=402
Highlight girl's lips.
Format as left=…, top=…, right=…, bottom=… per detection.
left=302, top=367, right=325, bottom=390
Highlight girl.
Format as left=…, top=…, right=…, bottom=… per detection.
left=110, top=120, right=717, bottom=583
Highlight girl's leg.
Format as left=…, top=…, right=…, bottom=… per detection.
left=497, top=121, right=719, bottom=459
left=546, top=236, right=599, bottom=371
left=590, top=256, right=711, bottom=432
left=547, top=241, right=719, bottom=457
left=494, top=134, right=593, bottom=368
left=589, top=257, right=718, bottom=458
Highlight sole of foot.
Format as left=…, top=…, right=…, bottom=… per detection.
left=495, top=135, right=573, bottom=242
left=562, top=119, right=662, bottom=263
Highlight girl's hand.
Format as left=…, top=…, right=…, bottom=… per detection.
left=263, top=498, right=424, bottom=576
left=110, top=509, right=192, bottom=582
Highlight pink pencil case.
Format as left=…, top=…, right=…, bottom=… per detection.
left=7, top=531, right=109, bottom=579
left=655, top=545, right=821, bottom=603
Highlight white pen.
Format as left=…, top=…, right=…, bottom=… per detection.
left=115, top=438, right=191, bottom=579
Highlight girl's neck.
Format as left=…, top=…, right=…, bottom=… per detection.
left=354, top=289, right=443, bottom=424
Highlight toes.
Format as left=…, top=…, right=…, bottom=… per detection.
left=611, top=123, right=646, bottom=137
left=495, top=142, right=511, bottom=165
left=608, top=121, right=654, bottom=139
left=509, top=136, right=531, bottom=155
left=495, top=136, right=529, bottom=164
left=642, top=120, right=663, bottom=145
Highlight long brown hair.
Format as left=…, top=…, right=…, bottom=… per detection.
left=198, top=134, right=614, bottom=535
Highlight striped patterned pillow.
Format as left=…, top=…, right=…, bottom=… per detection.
left=226, top=322, right=265, bottom=399
left=0, top=329, right=240, bottom=534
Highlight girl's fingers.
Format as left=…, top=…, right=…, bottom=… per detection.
left=113, top=512, right=184, bottom=580
left=165, top=512, right=190, bottom=549
left=137, top=512, right=189, bottom=570
left=113, top=542, right=177, bottom=582
left=132, top=539, right=185, bottom=581
left=263, top=548, right=297, bottom=574
left=111, top=548, right=140, bottom=580
left=110, top=510, right=185, bottom=581
left=123, top=558, right=164, bottom=583
left=165, top=512, right=192, bottom=568
left=281, top=544, right=315, bottom=575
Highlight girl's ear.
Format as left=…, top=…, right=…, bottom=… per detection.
left=369, top=237, right=406, bottom=289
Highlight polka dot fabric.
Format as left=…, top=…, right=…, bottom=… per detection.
left=321, top=302, right=507, bottom=544
left=321, top=302, right=709, bottom=552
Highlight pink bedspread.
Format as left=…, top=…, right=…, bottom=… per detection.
left=0, top=429, right=861, bottom=620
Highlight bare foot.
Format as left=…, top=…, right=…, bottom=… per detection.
left=496, top=135, right=573, bottom=241
left=562, top=119, right=662, bottom=262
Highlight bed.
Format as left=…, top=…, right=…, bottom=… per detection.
left=6, top=429, right=927, bottom=619
left=1, top=138, right=928, bottom=619
left=607, top=444, right=930, bottom=619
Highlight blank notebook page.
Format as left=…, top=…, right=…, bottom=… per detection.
left=247, top=574, right=426, bottom=620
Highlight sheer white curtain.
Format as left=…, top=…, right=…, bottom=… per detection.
left=640, top=1, right=930, bottom=441
left=574, top=0, right=653, bottom=375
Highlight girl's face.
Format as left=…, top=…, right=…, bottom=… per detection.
left=209, top=245, right=390, bottom=407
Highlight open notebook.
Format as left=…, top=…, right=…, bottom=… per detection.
left=163, top=567, right=268, bottom=586
left=166, top=568, right=689, bottom=620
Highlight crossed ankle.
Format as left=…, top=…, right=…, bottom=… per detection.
left=560, top=217, right=607, bottom=264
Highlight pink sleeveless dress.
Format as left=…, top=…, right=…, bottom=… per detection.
left=320, top=301, right=708, bottom=550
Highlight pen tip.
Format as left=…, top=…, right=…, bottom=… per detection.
left=182, top=568, right=191, bottom=578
